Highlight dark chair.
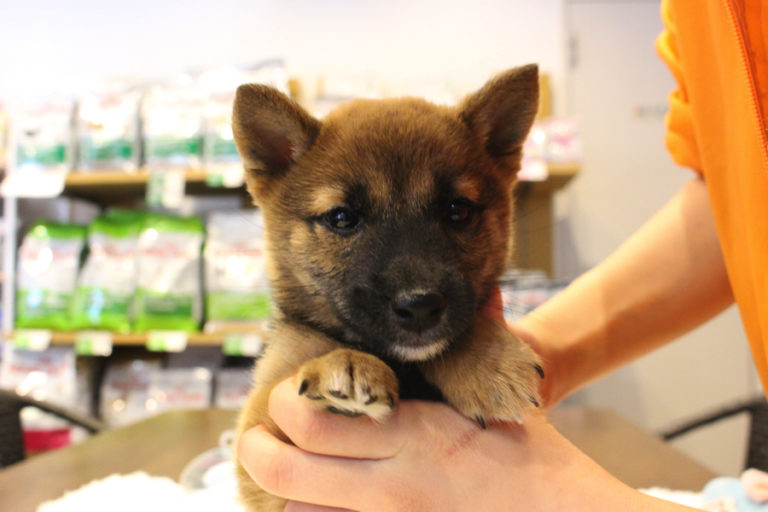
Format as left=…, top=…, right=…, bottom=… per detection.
left=0, top=388, right=104, bottom=468
left=661, top=396, right=768, bottom=472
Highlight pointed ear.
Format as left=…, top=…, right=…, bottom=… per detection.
left=232, top=84, right=321, bottom=176
left=459, top=64, right=539, bottom=171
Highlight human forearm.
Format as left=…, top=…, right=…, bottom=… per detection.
left=516, top=177, right=733, bottom=406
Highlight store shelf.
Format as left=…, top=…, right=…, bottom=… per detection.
left=520, top=162, right=580, bottom=193
left=62, top=168, right=246, bottom=202
left=5, top=328, right=264, bottom=348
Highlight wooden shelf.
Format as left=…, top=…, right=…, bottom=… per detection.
left=519, top=162, right=580, bottom=193
left=64, top=169, right=209, bottom=187
left=5, top=327, right=265, bottom=348
left=62, top=168, right=246, bottom=203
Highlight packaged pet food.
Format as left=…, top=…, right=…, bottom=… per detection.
left=133, top=213, right=204, bottom=332
left=16, top=221, right=87, bottom=331
left=72, top=210, right=144, bottom=332
left=141, top=80, right=205, bottom=171
left=146, top=367, right=212, bottom=414
left=215, top=368, right=254, bottom=409
left=204, top=211, right=270, bottom=330
left=76, top=88, right=141, bottom=172
left=0, top=344, right=78, bottom=452
left=14, top=99, right=75, bottom=174
left=100, top=359, right=159, bottom=427
left=199, top=63, right=289, bottom=187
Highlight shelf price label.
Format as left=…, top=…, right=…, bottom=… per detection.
left=146, top=330, right=188, bottom=352
left=222, top=333, right=264, bottom=357
left=146, top=168, right=186, bottom=208
left=205, top=166, right=245, bottom=189
left=75, top=331, right=114, bottom=357
left=13, top=329, right=52, bottom=351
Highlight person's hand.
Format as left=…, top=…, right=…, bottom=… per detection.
left=237, top=377, right=661, bottom=512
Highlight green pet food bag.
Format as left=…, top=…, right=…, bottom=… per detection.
left=16, top=221, right=87, bottom=331
left=72, top=210, right=144, bottom=333
left=133, top=213, right=204, bottom=333
left=204, top=211, right=270, bottom=329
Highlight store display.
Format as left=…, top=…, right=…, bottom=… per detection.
left=141, top=80, right=205, bottom=171
left=204, top=211, right=270, bottom=330
left=133, top=213, right=204, bottom=332
left=0, top=344, right=78, bottom=452
left=199, top=62, right=289, bottom=187
left=215, top=368, right=254, bottom=409
left=14, top=99, right=74, bottom=174
left=100, top=359, right=158, bottom=427
left=146, top=367, right=213, bottom=414
left=76, top=88, right=141, bottom=172
left=16, top=221, right=87, bottom=331
left=72, top=210, right=144, bottom=332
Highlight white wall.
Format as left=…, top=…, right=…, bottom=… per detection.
left=0, top=0, right=565, bottom=108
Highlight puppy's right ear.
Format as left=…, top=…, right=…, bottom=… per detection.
left=232, top=84, right=321, bottom=177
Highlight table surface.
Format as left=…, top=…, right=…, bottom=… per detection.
left=0, top=407, right=716, bottom=512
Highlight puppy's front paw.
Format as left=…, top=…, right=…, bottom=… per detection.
left=424, top=319, right=544, bottom=426
left=297, top=348, right=399, bottom=421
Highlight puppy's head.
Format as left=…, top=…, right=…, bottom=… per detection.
left=233, top=65, right=538, bottom=361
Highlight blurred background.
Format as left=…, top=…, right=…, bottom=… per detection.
left=0, top=0, right=758, bottom=478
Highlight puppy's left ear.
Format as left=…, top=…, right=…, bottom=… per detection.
left=459, top=64, right=539, bottom=172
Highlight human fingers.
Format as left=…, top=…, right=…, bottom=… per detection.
left=268, top=376, right=405, bottom=459
left=285, top=501, right=355, bottom=512
left=238, top=424, right=374, bottom=510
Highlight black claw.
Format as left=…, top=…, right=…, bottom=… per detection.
left=534, top=364, right=545, bottom=379
left=387, top=394, right=396, bottom=409
left=475, top=416, right=487, bottom=430
left=529, top=396, right=540, bottom=407
left=298, top=380, right=309, bottom=395
left=329, top=390, right=349, bottom=399
left=327, top=406, right=363, bottom=418
left=365, top=395, right=377, bottom=405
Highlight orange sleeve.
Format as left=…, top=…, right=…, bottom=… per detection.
left=655, top=0, right=703, bottom=173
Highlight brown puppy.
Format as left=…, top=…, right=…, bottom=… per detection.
left=232, top=65, right=543, bottom=511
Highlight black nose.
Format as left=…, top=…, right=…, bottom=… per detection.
left=392, top=293, right=447, bottom=332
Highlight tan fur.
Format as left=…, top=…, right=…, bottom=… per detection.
left=233, top=65, right=542, bottom=512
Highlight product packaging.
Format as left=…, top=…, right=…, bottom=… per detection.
left=133, top=213, right=204, bottom=332
left=14, top=100, right=75, bottom=174
left=76, top=88, right=141, bottom=172
left=100, top=359, right=159, bottom=427
left=0, top=345, right=78, bottom=453
left=199, top=62, right=289, bottom=187
left=204, top=211, right=270, bottom=330
left=141, top=80, right=205, bottom=171
left=214, top=368, right=253, bottom=409
left=16, top=221, right=87, bottom=331
left=146, top=367, right=212, bottom=414
left=73, top=210, right=144, bottom=332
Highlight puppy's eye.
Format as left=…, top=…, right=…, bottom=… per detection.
left=322, top=206, right=360, bottom=233
left=446, top=198, right=475, bottom=224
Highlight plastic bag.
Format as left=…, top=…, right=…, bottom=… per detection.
left=16, top=221, right=87, bottom=331
left=133, top=213, right=204, bottom=332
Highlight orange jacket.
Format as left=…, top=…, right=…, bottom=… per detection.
left=657, top=0, right=768, bottom=388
